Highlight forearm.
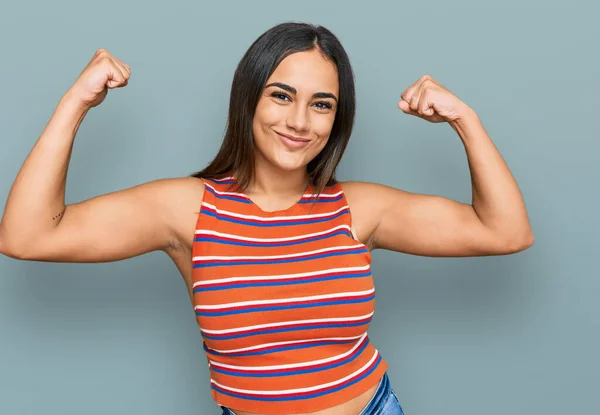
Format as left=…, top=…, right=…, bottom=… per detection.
left=0, top=89, right=89, bottom=249
left=451, top=106, right=533, bottom=245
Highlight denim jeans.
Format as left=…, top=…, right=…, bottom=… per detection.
left=220, top=372, right=404, bottom=415
left=357, top=372, right=404, bottom=415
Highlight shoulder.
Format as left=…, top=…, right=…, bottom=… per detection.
left=339, top=181, right=392, bottom=247
left=339, top=181, right=401, bottom=205
left=158, top=175, right=205, bottom=195
left=143, top=176, right=205, bottom=210
left=147, top=176, right=206, bottom=255
left=131, top=176, right=205, bottom=235
left=339, top=181, right=416, bottom=248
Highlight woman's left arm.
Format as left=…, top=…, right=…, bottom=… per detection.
left=343, top=75, right=534, bottom=257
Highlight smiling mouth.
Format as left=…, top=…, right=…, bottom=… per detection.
left=275, top=131, right=311, bottom=142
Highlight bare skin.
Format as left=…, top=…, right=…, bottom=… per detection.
left=0, top=47, right=533, bottom=415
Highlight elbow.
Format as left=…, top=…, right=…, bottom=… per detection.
left=0, top=239, right=28, bottom=260
left=0, top=227, right=34, bottom=261
left=503, top=228, right=535, bottom=254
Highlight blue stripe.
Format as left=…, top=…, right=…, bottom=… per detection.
left=196, top=295, right=375, bottom=317
left=205, top=186, right=253, bottom=203
left=298, top=194, right=344, bottom=204
left=204, top=339, right=357, bottom=357
left=195, top=229, right=351, bottom=248
left=200, top=209, right=349, bottom=227
left=210, top=338, right=370, bottom=378
left=193, top=248, right=368, bottom=269
left=211, top=354, right=383, bottom=401
left=194, top=272, right=372, bottom=293
left=203, top=319, right=372, bottom=341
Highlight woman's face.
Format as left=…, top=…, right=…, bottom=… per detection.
left=252, top=49, right=339, bottom=173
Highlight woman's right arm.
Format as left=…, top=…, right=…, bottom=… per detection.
left=0, top=49, right=193, bottom=263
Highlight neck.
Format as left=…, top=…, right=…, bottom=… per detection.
left=247, top=153, right=309, bottom=198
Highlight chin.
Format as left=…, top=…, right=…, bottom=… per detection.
left=271, top=153, right=311, bottom=172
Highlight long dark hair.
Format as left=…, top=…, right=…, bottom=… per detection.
left=190, top=22, right=356, bottom=198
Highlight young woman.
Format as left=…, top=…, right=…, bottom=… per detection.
left=0, top=22, right=533, bottom=415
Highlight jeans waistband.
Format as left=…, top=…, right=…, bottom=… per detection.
left=221, top=372, right=393, bottom=415
left=358, top=372, right=391, bottom=415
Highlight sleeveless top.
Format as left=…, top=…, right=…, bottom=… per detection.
left=191, top=176, right=388, bottom=414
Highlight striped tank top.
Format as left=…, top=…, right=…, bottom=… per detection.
left=192, top=175, right=387, bottom=414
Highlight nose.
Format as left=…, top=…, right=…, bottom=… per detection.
left=286, top=105, right=309, bottom=133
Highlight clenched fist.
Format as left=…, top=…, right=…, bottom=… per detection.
left=398, top=75, right=470, bottom=123
left=69, top=49, right=131, bottom=109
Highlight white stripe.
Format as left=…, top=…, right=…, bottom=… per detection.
left=209, top=333, right=368, bottom=371
left=195, top=224, right=352, bottom=242
left=195, top=288, right=374, bottom=310
left=206, top=182, right=342, bottom=200
left=211, top=176, right=234, bottom=181
left=192, top=265, right=371, bottom=288
left=204, top=182, right=250, bottom=199
left=201, top=202, right=348, bottom=222
left=201, top=312, right=374, bottom=335
left=210, top=349, right=379, bottom=395
left=205, top=335, right=364, bottom=354
left=305, top=190, right=343, bottom=199
left=193, top=244, right=360, bottom=262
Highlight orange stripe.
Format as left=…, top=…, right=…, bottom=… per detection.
left=192, top=176, right=387, bottom=414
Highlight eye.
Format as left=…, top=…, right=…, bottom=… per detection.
left=271, top=91, right=291, bottom=101
left=314, top=101, right=333, bottom=110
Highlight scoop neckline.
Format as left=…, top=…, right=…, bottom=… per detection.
left=230, top=175, right=315, bottom=215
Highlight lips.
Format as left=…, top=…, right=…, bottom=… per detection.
left=276, top=131, right=310, bottom=142
left=275, top=130, right=312, bottom=150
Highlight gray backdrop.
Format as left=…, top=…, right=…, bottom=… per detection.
left=0, top=1, right=597, bottom=414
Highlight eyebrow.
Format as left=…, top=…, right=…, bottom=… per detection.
left=265, top=82, right=338, bottom=103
